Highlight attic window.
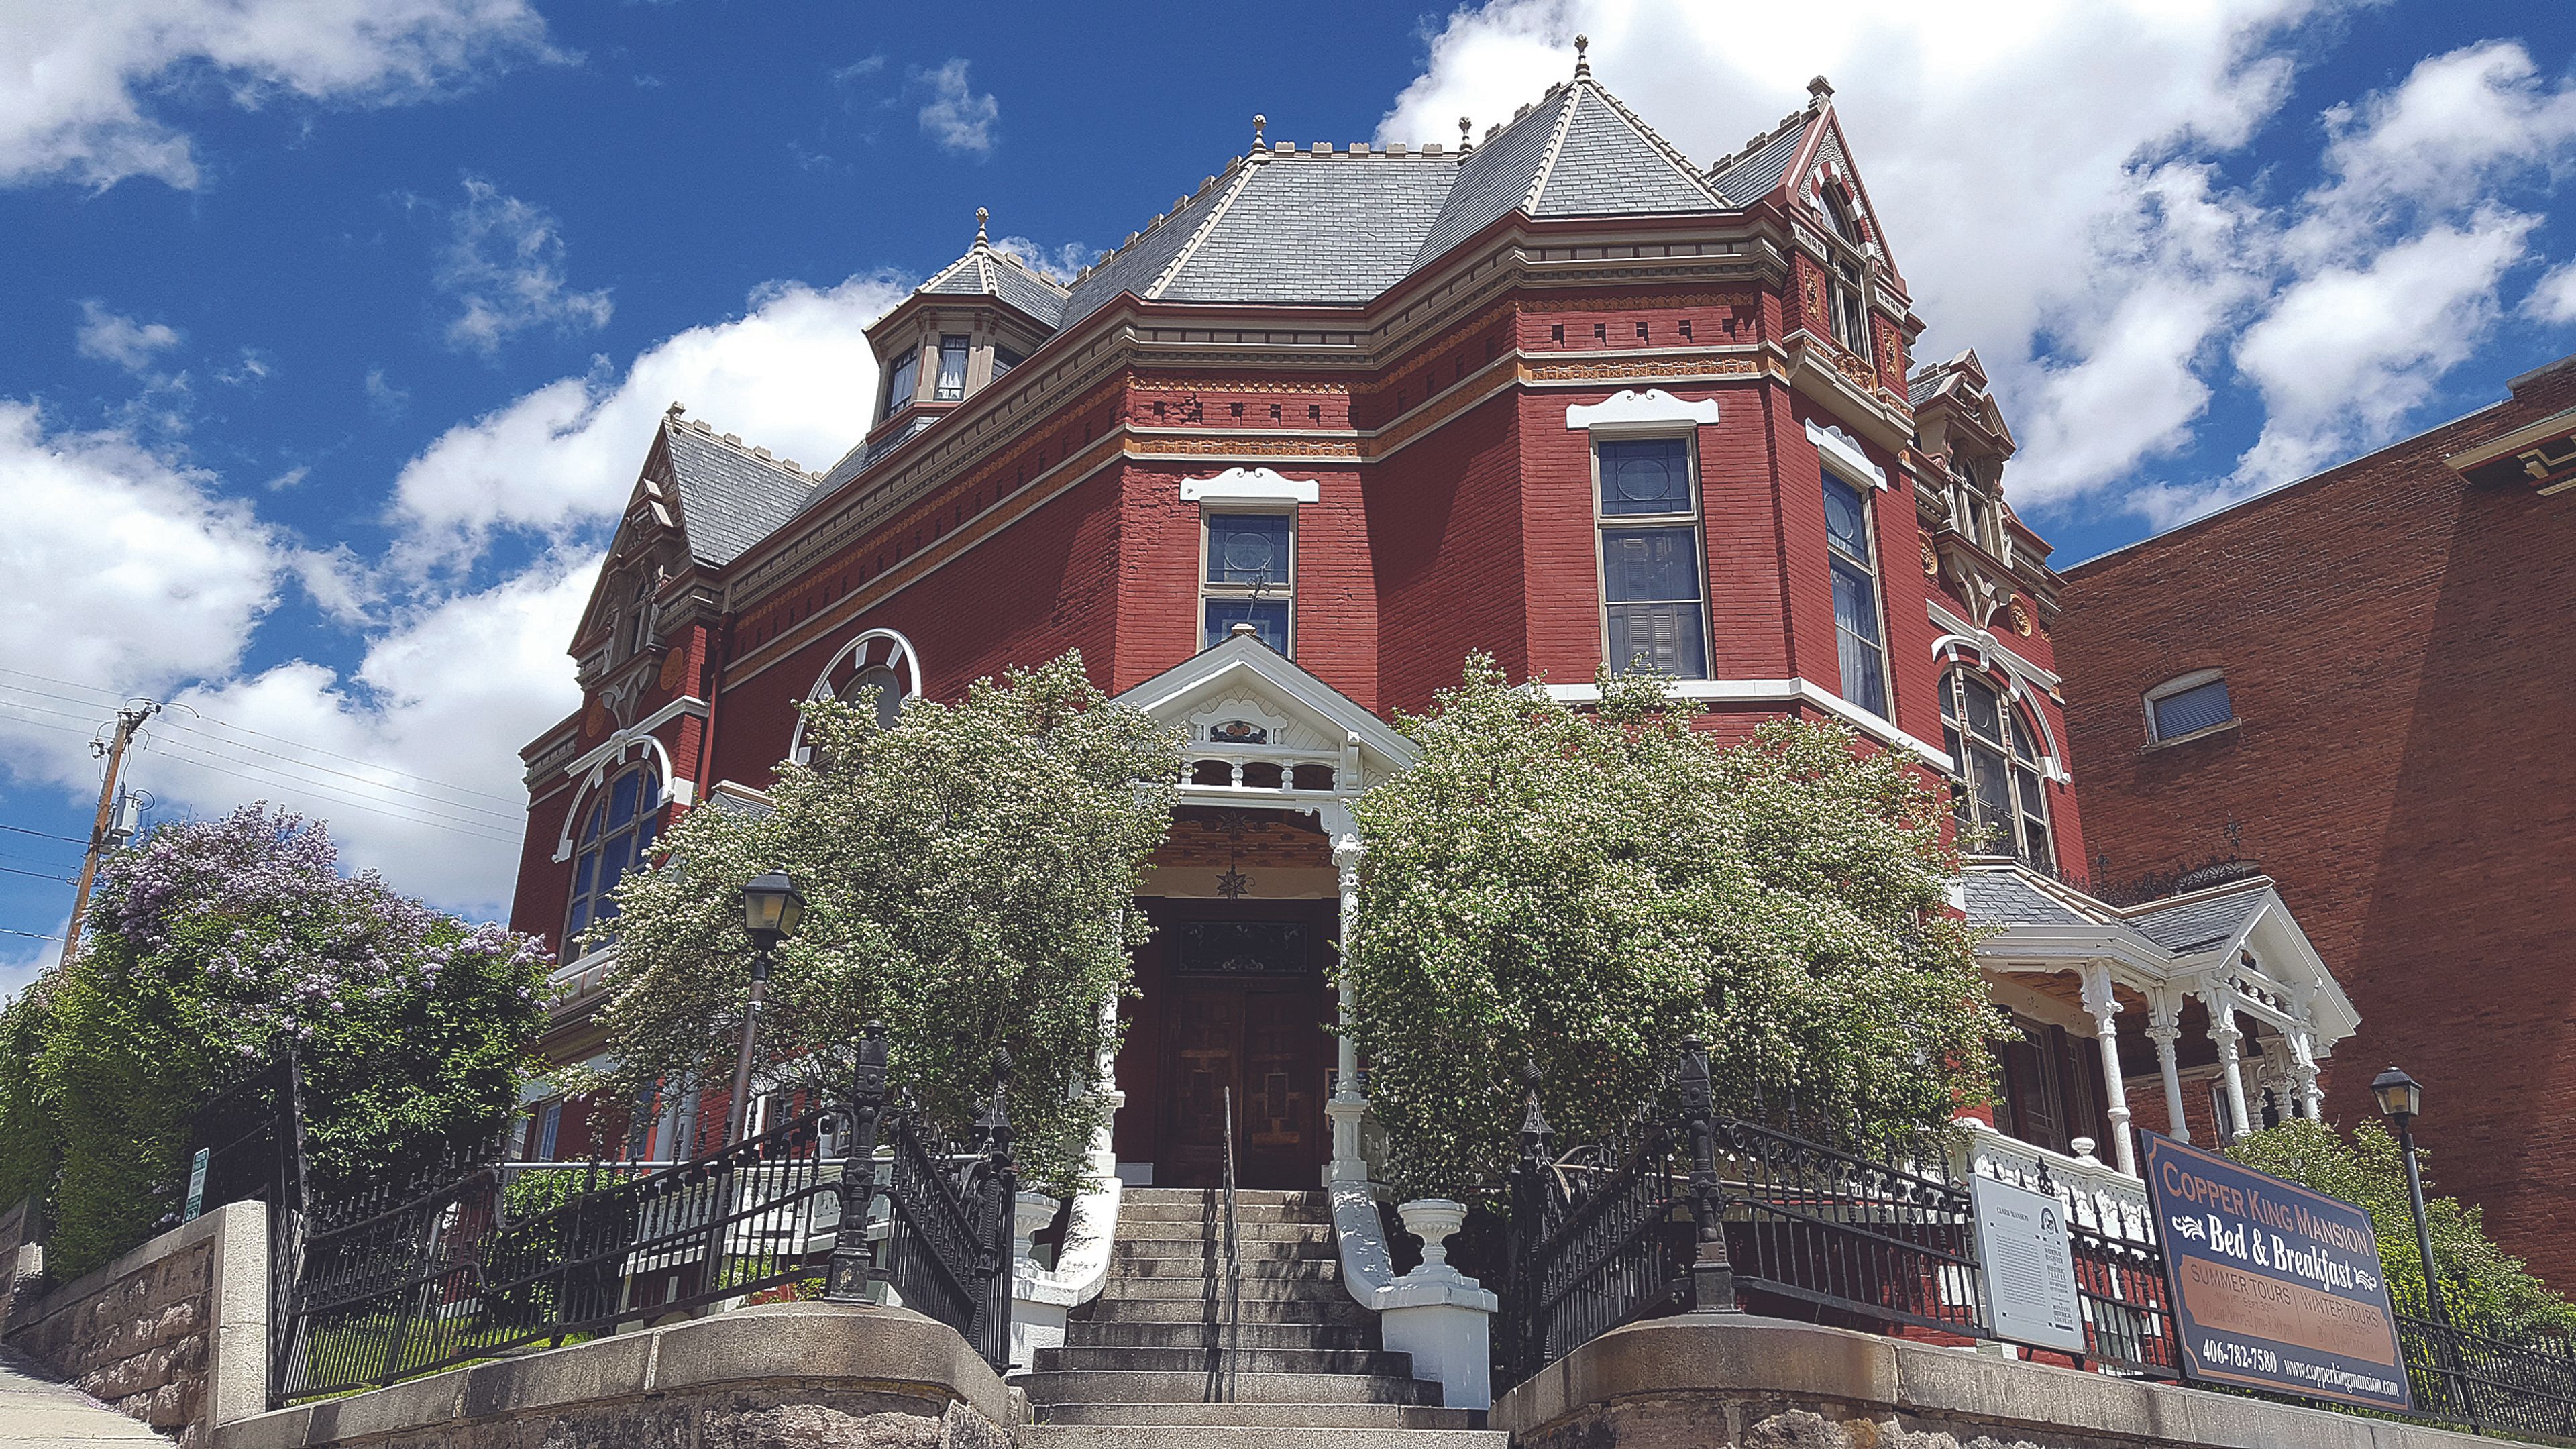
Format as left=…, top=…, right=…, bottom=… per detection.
left=934, top=336, right=970, bottom=401
left=881, top=348, right=919, bottom=421
left=992, top=344, right=1025, bottom=380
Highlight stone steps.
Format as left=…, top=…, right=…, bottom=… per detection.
left=1032, top=1346, right=1413, bottom=1377
left=1102, top=1254, right=1343, bottom=1281
left=1118, top=1220, right=1335, bottom=1244
left=1081, top=1297, right=1370, bottom=1326
left=1091, top=1275, right=1350, bottom=1303
left=1034, top=1403, right=1485, bottom=1430
left=1018, top=1426, right=1503, bottom=1449
left=1065, top=1321, right=1375, bottom=1352
left=1018, top=1370, right=1446, bottom=1407
left=1114, top=1237, right=1340, bottom=1263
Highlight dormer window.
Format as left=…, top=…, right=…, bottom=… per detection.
left=881, top=347, right=920, bottom=421
left=1820, top=190, right=1872, bottom=363
left=934, top=335, right=970, bottom=402
left=992, top=343, right=1024, bottom=380
left=625, top=574, right=656, bottom=661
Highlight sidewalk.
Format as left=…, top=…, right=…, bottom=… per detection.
left=0, top=1348, right=171, bottom=1448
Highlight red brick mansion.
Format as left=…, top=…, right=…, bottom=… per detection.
left=505, top=63, right=2358, bottom=1226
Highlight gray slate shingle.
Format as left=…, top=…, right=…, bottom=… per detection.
left=2124, top=888, right=2267, bottom=955
left=1711, top=123, right=1807, bottom=203
left=1409, top=88, right=1574, bottom=268
left=1961, top=871, right=2090, bottom=929
left=663, top=423, right=818, bottom=568
left=1534, top=87, right=1723, bottom=217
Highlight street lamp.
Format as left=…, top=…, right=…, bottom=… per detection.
left=2371, top=1065, right=2447, bottom=1326
left=728, top=871, right=808, bottom=1143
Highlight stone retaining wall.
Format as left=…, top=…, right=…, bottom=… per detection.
left=1497, top=1314, right=2491, bottom=1449
left=1, top=1201, right=268, bottom=1449
left=215, top=1303, right=1019, bottom=1449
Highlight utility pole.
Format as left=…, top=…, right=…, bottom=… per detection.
left=58, top=700, right=158, bottom=965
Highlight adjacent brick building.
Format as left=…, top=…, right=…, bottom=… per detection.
left=2057, top=355, right=2576, bottom=1284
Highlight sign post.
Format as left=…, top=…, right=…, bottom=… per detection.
left=183, top=1147, right=210, bottom=1223
left=2140, top=1130, right=2410, bottom=1411
left=1970, top=1172, right=2085, bottom=1354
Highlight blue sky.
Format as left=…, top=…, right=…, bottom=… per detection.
left=3, top=0, right=2573, bottom=987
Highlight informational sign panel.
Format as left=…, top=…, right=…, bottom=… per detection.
left=2141, top=1130, right=2410, bottom=1410
left=183, top=1147, right=210, bottom=1223
left=1970, top=1171, right=2085, bottom=1352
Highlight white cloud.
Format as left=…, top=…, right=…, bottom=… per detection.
left=992, top=235, right=1102, bottom=283
left=1381, top=4, right=2576, bottom=526
left=437, top=177, right=614, bottom=355
left=391, top=271, right=908, bottom=574
left=915, top=58, right=998, bottom=154
left=0, top=0, right=555, bottom=190
left=2531, top=260, right=2576, bottom=324
left=0, top=401, right=281, bottom=799
left=75, top=299, right=182, bottom=371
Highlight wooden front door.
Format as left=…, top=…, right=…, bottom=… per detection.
left=1155, top=912, right=1330, bottom=1189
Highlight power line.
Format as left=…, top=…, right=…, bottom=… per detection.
left=0, top=864, right=75, bottom=884
left=152, top=718, right=525, bottom=821
left=0, top=666, right=124, bottom=703
left=172, top=714, right=522, bottom=806
left=0, top=822, right=89, bottom=847
left=140, top=734, right=525, bottom=835
left=133, top=740, right=523, bottom=847
left=0, top=926, right=62, bottom=942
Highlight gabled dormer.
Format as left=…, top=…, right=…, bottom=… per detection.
left=858, top=209, right=1070, bottom=464
left=1911, top=350, right=2058, bottom=627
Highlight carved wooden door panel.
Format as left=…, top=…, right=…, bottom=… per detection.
left=1240, top=983, right=1320, bottom=1186
left=1163, top=983, right=1242, bottom=1188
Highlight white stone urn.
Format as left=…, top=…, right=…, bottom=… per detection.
left=1014, top=1191, right=1059, bottom=1264
left=1397, top=1198, right=1470, bottom=1276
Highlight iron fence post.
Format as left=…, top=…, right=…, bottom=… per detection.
left=825, top=1022, right=890, bottom=1303
left=971, top=1048, right=1015, bottom=1371
left=1505, top=1059, right=1552, bottom=1382
left=1676, top=1036, right=1739, bottom=1313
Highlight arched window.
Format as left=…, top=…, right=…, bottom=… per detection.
left=1819, top=189, right=1872, bottom=362
left=839, top=661, right=908, bottom=728
left=625, top=574, right=656, bottom=660
left=1939, top=670, right=2053, bottom=869
left=566, top=767, right=663, bottom=949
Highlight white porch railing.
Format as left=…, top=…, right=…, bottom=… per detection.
left=1951, top=1118, right=2152, bottom=1244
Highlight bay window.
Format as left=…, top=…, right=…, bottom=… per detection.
left=1596, top=436, right=1709, bottom=678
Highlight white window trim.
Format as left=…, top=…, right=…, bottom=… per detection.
left=2144, top=668, right=2235, bottom=745
left=1807, top=419, right=1888, bottom=490
left=1543, top=678, right=1952, bottom=774
left=1179, top=467, right=1318, bottom=508
left=1931, top=635, right=2070, bottom=785
left=1590, top=430, right=1713, bottom=680
left=1821, top=468, right=1894, bottom=721
left=788, top=627, right=925, bottom=764
left=553, top=703, right=704, bottom=861
left=1564, top=388, right=1721, bottom=433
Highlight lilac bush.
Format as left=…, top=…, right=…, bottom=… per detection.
left=30, top=804, right=551, bottom=1276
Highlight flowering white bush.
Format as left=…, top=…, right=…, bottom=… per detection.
left=594, top=652, right=1179, bottom=1193
left=1343, top=658, right=1998, bottom=1203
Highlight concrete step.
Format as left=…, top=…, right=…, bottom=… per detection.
left=1034, top=1403, right=1485, bottom=1430
left=1120, top=1189, right=1322, bottom=1209
left=1081, top=1297, right=1371, bottom=1326
left=1064, top=1321, right=1375, bottom=1352
left=1017, top=1370, right=1444, bottom=1407
left=1097, top=1242, right=1339, bottom=1273
left=1019, top=1425, right=1505, bottom=1449
left=1032, top=1346, right=1413, bottom=1377
left=1112, top=1238, right=1338, bottom=1264
left=1120, top=1220, right=1334, bottom=1244
left=1091, top=1276, right=1350, bottom=1303
left=1119, top=1200, right=1330, bottom=1226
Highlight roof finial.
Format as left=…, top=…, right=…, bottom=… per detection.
left=974, top=206, right=989, bottom=247
left=665, top=400, right=684, bottom=419
left=1252, top=113, right=1267, bottom=151
left=1574, top=34, right=1590, bottom=78
left=1807, top=74, right=1834, bottom=109
left=1458, top=115, right=1474, bottom=153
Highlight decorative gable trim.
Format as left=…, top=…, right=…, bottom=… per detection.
left=1115, top=631, right=1418, bottom=776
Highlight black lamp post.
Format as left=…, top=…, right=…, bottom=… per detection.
left=2371, top=1064, right=2447, bottom=1326
left=728, top=871, right=807, bottom=1143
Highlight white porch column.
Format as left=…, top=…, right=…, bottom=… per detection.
left=2145, top=987, right=2190, bottom=1145
left=2080, top=965, right=2136, bottom=1177
left=1326, top=824, right=1371, bottom=1185
left=2206, top=986, right=2252, bottom=1144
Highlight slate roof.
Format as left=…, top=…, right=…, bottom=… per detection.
left=2123, top=885, right=2269, bottom=955
left=919, top=235, right=1071, bottom=327
left=1960, top=871, right=2092, bottom=930
left=661, top=417, right=819, bottom=568
left=1709, top=118, right=1809, bottom=204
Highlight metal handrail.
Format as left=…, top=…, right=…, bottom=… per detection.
left=1220, top=1087, right=1241, bottom=1404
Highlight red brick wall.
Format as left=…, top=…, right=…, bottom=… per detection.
left=2057, top=358, right=2576, bottom=1285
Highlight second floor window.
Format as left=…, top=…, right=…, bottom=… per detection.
left=1941, top=670, right=2053, bottom=869
left=881, top=347, right=918, bottom=420
left=934, top=335, right=971, bottom=401
left=1597, top=437, right=1709, bottom=678
left=1202, top=511, right=1293, bottom=653
left=839, top=662, right=909, bottom=728
left=2147, top=672, right=2233, bottom=742
left=1822, top=472, right=1888, bottom=716
left=567, top=766, right=662, bottom=949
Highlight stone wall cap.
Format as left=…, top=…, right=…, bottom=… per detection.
left=1494, top=1314, right=2494, bottom=1449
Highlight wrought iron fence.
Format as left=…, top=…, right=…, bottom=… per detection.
left=271, top=1023, right=1016, bottom=1404
left=2387, top=1287, right=2576, bottom=1442
left=180, top=1051, right=309, bottom=1405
